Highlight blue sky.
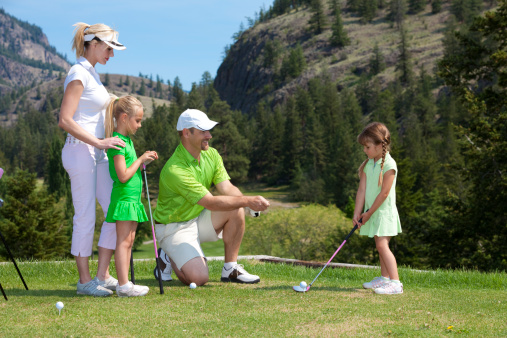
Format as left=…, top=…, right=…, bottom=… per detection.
left=2, top=0, right=270, bottom=90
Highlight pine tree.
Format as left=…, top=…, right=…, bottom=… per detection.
left=408, top=0, right=425, bottom=14
left=0, top=170, right=70, bottom=260
left=308, top=0, right=328, bottom=34
left=139, top=80, right=146, bottom=96
left=432, top=0, right=442, bottom=14
left=388, top=0, right=408, bottom=29
left=45, top=133, right=69, bottom=200
left=104, top=73, right=110, bottom=86
left=396, top=26, right=413, bottom=85
left=438, top=2, right=507, bottom=270
left=369, top=43, right=386, bottom=75
left=329, top=5, right=351, bottom=47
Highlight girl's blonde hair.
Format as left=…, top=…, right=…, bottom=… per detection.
left=357, top=122, right=391, bottom=187
left=105, top=95, right=143, bottom=138
left=71, top=22, right=117, bottom=59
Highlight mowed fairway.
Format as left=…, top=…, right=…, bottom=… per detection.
left=0, top=260, right=505, bottom=336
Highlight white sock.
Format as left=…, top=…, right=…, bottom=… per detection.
left=380, top=276, right=389, bottom=281
left=224, top=262, right=237, bottom=270
left=118, top=282, right=132, bottom=290
left=390, top=279, right=401, bottom=283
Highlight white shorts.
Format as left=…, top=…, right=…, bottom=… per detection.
left=155, top=209, right=222, bottom=270
left=62, top=141, right=116, bottom=257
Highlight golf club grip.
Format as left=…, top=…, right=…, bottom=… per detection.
left=156, top=258, right=165, bottom=294
left=130, top=249, right=135, bottom=284
left=345, top=209, right=369, bottom=241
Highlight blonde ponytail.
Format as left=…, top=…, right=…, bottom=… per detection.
left=71, top=22, right=90, bottom=59
left=105, top=95, right=118, bottom=138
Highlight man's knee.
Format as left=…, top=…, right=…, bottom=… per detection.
left=180, top=257, right=209, bottom=286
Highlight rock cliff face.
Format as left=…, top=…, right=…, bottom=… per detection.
left=0, top=10, right=70, bottom=93
left=214, top=4, right=450, bottom=114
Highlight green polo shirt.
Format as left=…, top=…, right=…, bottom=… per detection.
left=153, top=142, right=230, bottom=224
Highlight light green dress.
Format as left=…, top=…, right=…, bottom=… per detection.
left=359, top=152, right=402, bottom=238
left=105, top=132, right=148, bottom=223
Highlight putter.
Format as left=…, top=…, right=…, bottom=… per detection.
left=293, top=211, right=368, bottom=292
left=143, top=163, right=164, bottom=294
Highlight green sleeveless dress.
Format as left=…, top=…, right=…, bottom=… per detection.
left=105, top=132, right=148, bottom=223
left=359, top=152, right=402, bottom=237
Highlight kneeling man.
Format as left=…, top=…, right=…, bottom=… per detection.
left=153, top=109, right=270, bottom=286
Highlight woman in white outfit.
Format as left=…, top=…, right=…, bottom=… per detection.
left=59, top=22, right=126, bottom=296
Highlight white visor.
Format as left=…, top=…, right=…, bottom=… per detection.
left=84, top=31, right=126, bottom=50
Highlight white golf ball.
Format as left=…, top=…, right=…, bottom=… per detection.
left=189, top=282, right=197, bottom=289
left=300, top=281, right=307, bottom=289
left=56, top=301, right=64, bottom=310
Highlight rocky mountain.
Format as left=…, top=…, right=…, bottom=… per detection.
left=0, top=9, right=70, bottom=93
left=214, top=3, right=454, bottom=114
left=0, top=9, right=171, bottom=125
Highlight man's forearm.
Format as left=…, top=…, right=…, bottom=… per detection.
left=198, top=194, right=249, bottom=211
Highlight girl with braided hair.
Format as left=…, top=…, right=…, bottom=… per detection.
left=353, top=122, right=403, bottom=295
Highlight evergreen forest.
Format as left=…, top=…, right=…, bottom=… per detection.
left=0, top=0, right=505, bottom=271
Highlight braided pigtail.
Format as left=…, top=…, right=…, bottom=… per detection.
left=378, top=139, right=387, bottom=187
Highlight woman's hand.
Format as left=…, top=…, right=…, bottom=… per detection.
left=97, top=136, right=126, bottom=150
left=140, top=151, right=158, bottom=165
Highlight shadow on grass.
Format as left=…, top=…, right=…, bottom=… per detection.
left=4, top=289, right=78, bottom=298
left=254, top=285, right=360, bottom=293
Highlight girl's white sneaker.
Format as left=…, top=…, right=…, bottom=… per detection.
left=116, top=282, right=149, bottom=297
left=374, top=281, right=403, bottom=295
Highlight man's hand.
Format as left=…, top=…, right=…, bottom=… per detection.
left=247, top=196, right=270, bottom=212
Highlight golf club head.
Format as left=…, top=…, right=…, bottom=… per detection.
left=293, top=285, right=310, bottom=292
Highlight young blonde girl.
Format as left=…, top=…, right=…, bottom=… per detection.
left=104, top=95, right=158, bottom=297
left=353, top=122, right=403, bottom=295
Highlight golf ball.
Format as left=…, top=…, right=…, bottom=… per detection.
left=189, top=282, right=197, bottom=289
left=56, top=301, right=64, bottom=310
left=300, top=281, right=307, bottom=289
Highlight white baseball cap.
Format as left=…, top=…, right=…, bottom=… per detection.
left=176, top=109, right=218, bottom=131
left=84, top=31, right=126, bottom=50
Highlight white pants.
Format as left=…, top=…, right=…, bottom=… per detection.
left=62, top=142, right=116, bottom=257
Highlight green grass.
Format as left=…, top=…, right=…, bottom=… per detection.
left=0, top=260, right=505, bottom=336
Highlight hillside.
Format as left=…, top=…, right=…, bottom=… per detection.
left=215, top=3, right=452, bottom=114
left=0, top=9, right=70, bottom=93
left=0, top=9, right=171, bottom=126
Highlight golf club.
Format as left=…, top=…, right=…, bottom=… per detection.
left=130, top=248, right=135, bottom=284
left=0, top=168, right=29, bottom=301
left=142, top=163, right=164, bottom=294
left=293, top=210, right=368, bottom=292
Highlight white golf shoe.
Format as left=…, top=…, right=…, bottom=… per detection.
left=221, top=264, right=260, bottom=284
left=153, top=248, right=173, bottom=282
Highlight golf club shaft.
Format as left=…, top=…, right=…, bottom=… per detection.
left=130, top=248, right=135, bottom=284
left=309, top=232, right=354, bottom=286
left=0, top=281, right=7, bottom=300
left=309, top=211, right=367, bottom=287
left=143, top=164, right=164, bottom=294
left=0, top=230, right=28, bottom=290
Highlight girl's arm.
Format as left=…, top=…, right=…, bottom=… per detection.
left=358, top=169, right=396, bottom=225
left=353, top=171, right=367, bottom=227
left=59, top=80, right=126, bottom=150
left=114, top=151, right=158, bottom=184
